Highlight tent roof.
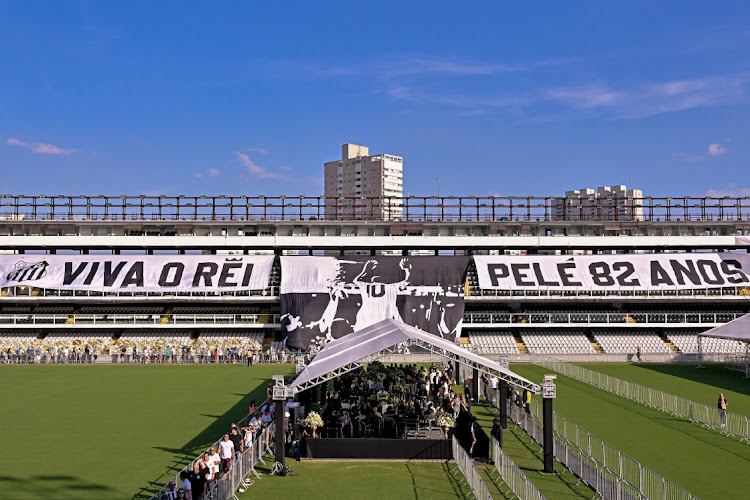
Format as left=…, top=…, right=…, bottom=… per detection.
left=699, top=313, right=750, bottom=342
left=290, top=318, right=541, bottom=393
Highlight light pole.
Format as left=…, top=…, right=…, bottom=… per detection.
left=272, top=375, right=293, bottom=469
left=541, top=375, right=557, bottom=474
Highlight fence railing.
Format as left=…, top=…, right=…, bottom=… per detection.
left=466, top=285, right=750, bottom=299
left=534, top=356, right=750, bottom=444
left=463, top=311, right=741, bottom=326
left=451, top=436, right=492, bottom=500
left=0, top=285, right=281, bottom=299
left=1, top=194, right=749, bottom=222
left=723, top=355, right=750, bottom=378
left=150, top=404, right=274, bottom=500
left=482, top=382, right=699, bottom=500
left=490, top=437, right=546, bottom=500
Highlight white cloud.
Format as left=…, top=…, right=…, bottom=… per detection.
left=208, top=168, right=220, bottom=177
left=707, top=143, right=727, bottom=156
left=546, top=85, right=625, bottom=109
left=194, top=173, right=203, bottom=179
left=235, top=152, right=288, bottom=180
left=705, top=184, right=750, bottom=197
left=673, top=142, right=730, bottom=163
left=6, top=137, right=77, bottom=156
left=247, top=147, right=270, bottom=155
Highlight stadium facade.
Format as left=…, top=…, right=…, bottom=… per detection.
left=1, top=193, right=749, bottom=362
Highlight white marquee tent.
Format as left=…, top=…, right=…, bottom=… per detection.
left=289, top=318, right=541, bottom=394
left=699, top=313, right=750, bottom=342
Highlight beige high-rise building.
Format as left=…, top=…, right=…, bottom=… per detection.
left=552, top=185, right=643, bottom=221
left=324, top=143, right=403, bottom=220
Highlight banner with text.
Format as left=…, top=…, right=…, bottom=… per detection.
left=474, top=253, right=750, bottom=291
left=0, top=255, right=274, bottom=291
left=280, top=256, right=469, bottom=349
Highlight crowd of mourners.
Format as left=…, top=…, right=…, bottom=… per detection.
left=162, top=398, right=277, bottom=500
left=0, top=340, right=305, bottom=365
left=294, top=361, right=483, bottom=450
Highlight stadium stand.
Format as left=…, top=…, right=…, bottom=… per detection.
left=667, top=332, right=748, bottom=354
left=521, top=331, right=596, bottom=354
left=593, top=331, right=672, bottom=354
left=467, top=332, right=520, bottom=354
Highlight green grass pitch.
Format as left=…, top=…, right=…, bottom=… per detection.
left=0, top=364, right=294, bottom=499
left=510, top=363, right=750, bottom=499
left=3, top=362, right=750, bottom=499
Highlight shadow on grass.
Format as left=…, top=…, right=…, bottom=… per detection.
left=133, top=372, right=289, bottom=499
left=405, top=462, right=471, bottom=500
left=0, top=474, right=114, bottom=499
left=630, top=363, right=750, bottom=397
left=566, top=377, right=750, bottom=459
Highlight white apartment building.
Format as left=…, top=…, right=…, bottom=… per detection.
left=553, top=185, right=643, bottom=221
left=324, top=143, right=403, bottom=220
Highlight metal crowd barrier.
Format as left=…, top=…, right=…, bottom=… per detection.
left=490, top=437, right=546, bottom=500
left=150, top=405, right=274, bottom=500
left=451, top=436, right=492, bottom=500
left=534, top=356, right=750, bottom=444
left=482, top=382, right=698, bottom=500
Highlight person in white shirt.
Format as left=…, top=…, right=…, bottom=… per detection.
left=218, top=434, right=235, bottom=473
left=179, top=471, right=192, bottom=500
left=205, top=447, right=221, bottom=480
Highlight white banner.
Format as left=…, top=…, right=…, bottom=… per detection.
left=736, top=237, right=750, bottom=246
left=474, top=253, right=750, bottom=291
left=0, top=255, right=274, bottom=291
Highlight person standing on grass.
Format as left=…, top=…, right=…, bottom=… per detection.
left=636, top=346, right=642, bottom=362
left=718, top=393, right=728, bottom=427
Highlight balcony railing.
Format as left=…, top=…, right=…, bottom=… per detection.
left=462, top=311, right=743, bottom=326
left=0, top=313, right=281, bottom=326
left=0, top=195, right=748, bottom=222
left=0, top=286, right=281, bottom=299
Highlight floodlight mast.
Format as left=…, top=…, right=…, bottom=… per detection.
left=272, top=375, right=288, bottom=469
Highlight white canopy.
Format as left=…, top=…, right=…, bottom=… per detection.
left=699, top=313, right=750, bottom=342
left=290, top=318, right=541, bottom=393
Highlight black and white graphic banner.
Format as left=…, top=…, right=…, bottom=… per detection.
left=0, top=255, right=274, bottom=291
left=474, top=253, right=750, bottom=291
left=280, top=256, right=469, bottom=349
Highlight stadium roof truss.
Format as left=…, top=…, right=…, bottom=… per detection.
left=289, top=318, right=541, bottom=394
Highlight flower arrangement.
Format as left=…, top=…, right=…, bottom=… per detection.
left=436, top=414, right=455, bottom=428
left=303, top=411, right=324, bottom=437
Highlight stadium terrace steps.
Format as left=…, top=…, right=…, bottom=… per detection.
left=262, top=335, right=274, bottom=351
left=659, top=332, right=680, bottom=353
left=160, top=308, right=172, bottom=324
left=512, top=332, right=528, bottom=354
left=585, top=332, right=604, bottom=353
left=66, top=307, right=80, bottom=325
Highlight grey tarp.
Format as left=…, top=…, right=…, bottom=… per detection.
left=699, top=313, right=750, bottom=341
left=290, top=318, right=540, bottom=393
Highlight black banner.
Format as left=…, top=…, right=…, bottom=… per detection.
left=280, top=256, right=469, bottom=349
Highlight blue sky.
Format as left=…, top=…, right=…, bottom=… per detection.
left=1, top=2, right=749, bottom=198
